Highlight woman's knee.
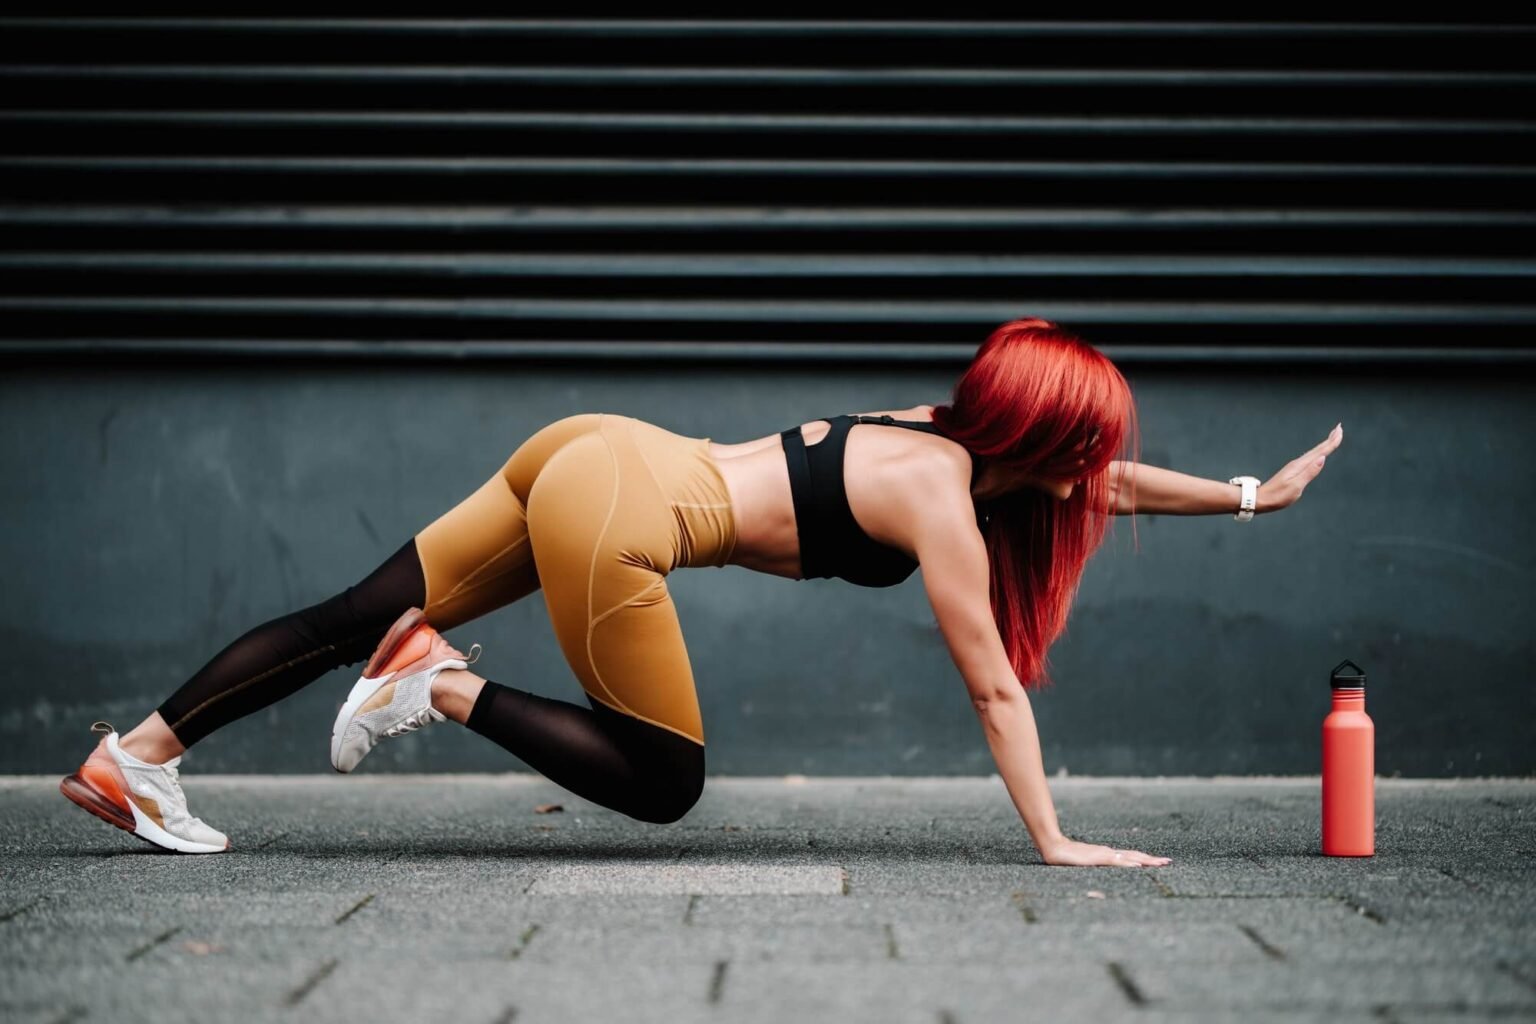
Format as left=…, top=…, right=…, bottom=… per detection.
left=628, top=756, right=705, bottom=825
left=596, top=702, right=706, bottom=824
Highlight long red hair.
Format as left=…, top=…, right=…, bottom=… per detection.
left=930, top=318, right=1142, bottom=692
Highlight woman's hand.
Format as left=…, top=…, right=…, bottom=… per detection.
left=1259, top=422, right=1343, bottom=514
left=1040, top=836, right=1172, bottom=868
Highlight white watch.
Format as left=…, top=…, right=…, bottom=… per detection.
left=1228, top=475, right=1261, bottom=522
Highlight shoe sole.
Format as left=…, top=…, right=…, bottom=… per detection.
left=59, top=772, right=229, bottom=854
left=331, top=607, right=428, bottom=773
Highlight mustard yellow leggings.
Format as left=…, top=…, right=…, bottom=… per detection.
left=413, top=413, right=737, bottom=747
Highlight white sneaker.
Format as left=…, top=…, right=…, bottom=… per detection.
left=330, top=606, right=481, bottom=773
left=59, top=722, right=230, bottom=854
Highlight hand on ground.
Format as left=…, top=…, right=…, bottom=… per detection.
left=1041, top=837, right=1172, bottom=867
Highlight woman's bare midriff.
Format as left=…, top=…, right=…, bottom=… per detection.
left=706, top=403, right=961, bottom=580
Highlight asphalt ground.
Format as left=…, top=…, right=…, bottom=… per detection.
left=2, top=775, right=1532, bottom=1024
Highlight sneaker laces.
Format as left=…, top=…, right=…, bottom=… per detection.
left=161, top=758, right=184, bottom=796
left=158, top=759, right=207, bottom=825
left=378, top=639, right=480, bottom=738
left=384, top=705, right=447, bottom=738
left=150, top=757, right=211, bottom=830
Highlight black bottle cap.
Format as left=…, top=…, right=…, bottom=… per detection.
left=1330, top=658, right=1367, bottom=690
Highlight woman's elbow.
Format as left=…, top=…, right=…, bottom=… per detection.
left=970, top=690, right=1018, bottom=715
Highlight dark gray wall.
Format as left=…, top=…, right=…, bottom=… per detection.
left=4, top=363, right=1531, bottom=776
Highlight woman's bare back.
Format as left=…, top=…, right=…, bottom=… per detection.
left=706, top=403, right=969, bottom=579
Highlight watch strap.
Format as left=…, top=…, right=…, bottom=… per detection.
left=1228, top=475, right=1260, bottom=522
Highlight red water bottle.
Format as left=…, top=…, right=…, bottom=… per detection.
left=1322, top=659, right=1374, bottom=856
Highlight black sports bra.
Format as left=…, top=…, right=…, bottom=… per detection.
left=779, top=413, right=986, bottom=589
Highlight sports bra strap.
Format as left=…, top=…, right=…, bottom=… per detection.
left=848, top=413, right=937, bottom=431
left=778, top=423, right=820, bottom=575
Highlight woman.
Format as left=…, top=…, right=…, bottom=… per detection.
left=60, top=317, right=1343, bottom=864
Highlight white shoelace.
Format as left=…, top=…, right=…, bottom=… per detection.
left=383, top=705, right=447, bottom=738
left=157, top=760, right=212, bottom=828
left=378, top=645, right=478, bottom=739
left=161, top=761, right=184, bottom=800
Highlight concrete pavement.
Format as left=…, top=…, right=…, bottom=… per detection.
left=2, top=775, right=1532, bottom=1023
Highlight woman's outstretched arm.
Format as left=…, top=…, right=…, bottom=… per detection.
left=1106, top=461, right=1253, bottom=516
left=1106, top=422, right=1344, bottom=516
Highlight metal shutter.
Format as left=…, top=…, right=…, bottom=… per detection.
left=3, top=16, right=1532, bottom=366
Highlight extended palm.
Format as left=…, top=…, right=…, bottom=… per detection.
left=1261, top=423, right=1344, bottom=513
left=1043, top=838, right=1171, bottom=868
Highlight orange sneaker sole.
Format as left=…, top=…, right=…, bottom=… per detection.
left=59, top=770, right=169, bottom=851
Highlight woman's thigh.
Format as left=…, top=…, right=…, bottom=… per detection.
left=525, top=419, right=707, bottom=746
left=414, top=413, right=606, bottom=631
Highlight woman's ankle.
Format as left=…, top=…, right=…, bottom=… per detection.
left=117, top=713, right=188, bottom=765
left=431, top=669, right=486, bottom=726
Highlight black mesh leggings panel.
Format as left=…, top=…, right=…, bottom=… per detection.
left=155, top=538, right=429, bottom=748
left=153, top=537, right=705, bottom=823
left=466, top=681, right=705, bottom=825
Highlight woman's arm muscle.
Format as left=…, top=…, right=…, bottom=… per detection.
left=910, top=468, right=1012, bottom=703
left=910, top=464, right=1066, bottom=856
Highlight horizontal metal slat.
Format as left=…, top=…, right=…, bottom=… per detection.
left=9, top=109, right=1529, bottom=138
left=7, top=296, right=1536, bottom=326
left=4, top=252, right=1532, bottom=279
left=4, top=205, right=1529, bottom=232
left=5, top=18, right=1533, bottom=39
left=3, top=156, right=1529, bottom=178
left=4, top=338, right=1533, bottom=367
left=7, top=65, right=1533, bottom=88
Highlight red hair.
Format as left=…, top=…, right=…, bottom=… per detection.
left=930, top=318, right=1142, bottom=692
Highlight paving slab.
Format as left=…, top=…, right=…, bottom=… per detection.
left=525, top=862, right=847, bottom=895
